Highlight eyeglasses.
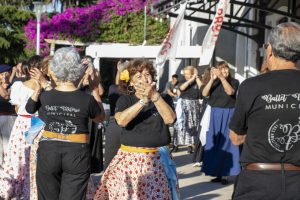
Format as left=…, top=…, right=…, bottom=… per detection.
left=263, top=43, right=269, bottom=49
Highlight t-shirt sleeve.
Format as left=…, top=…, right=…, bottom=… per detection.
left=115, top=95, right=130, bottom=113
left=229, top=82, right=248, bottom=135
left=88, top=96, right=102, bottom=119
left=9, top=81, right=23, bottom=106
left=232, top=79, right=240, bottom=95
left=25, top=97, right=41, bottom=114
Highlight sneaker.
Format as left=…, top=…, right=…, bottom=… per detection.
left=187, top=146, right=194, bottom=154
left=192, top=162, right=201, bottom=167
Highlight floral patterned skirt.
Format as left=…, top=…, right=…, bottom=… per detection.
left=94, top=148, right=176, bottom=200
left=0, top=116, right=31, bottom=199
left=174, top=99, right=202, bottom=146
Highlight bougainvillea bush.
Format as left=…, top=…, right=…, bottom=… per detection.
left=24, top=0, right=168, bottom=55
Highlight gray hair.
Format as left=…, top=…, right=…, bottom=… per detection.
left=50, top=47, right=83, bottom=82
left=268, top=22, right=300, bottom=62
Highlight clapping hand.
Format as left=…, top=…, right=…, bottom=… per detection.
left=135, top=77, right=156, bottom=102
left=193, top=68, right=198, bottom=79
left=30, top=68, right=49, bottom=89
left=88, top=68, right=101, bottom=90
left=15, top=63, right=23, bottom=78
left=81, top=65, right=94, bottom=86
left=214, top=68, right=224, bottom=79
left=210, top=67, right=218, bottom=80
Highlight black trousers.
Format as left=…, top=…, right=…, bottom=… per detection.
left=89, top=121, right=103, bottom=173
left=232, top=169, right=300, bottom=200
left=36, top=141, right=91, bottom=200
left=192, top=125, right=204, bottom=163
left=104, top=118, right=121, bottom=169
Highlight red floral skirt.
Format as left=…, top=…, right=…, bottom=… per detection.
left=94, top=148, right=176, bottom=200
left=0, top=116, right=31, bottom=199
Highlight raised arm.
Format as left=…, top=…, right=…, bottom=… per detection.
left=9, top=66, right=17, bottom=83
left=89, top=69, right=105, bottom=123
left=202, top=68, right=217, bottom=97
left=220, top=77, right=235, bottom=95
left=139, top=77, right=175, bottom=125
left=30, top=68, right=53, bottom=91
left=150, top=92, right=176, bottom=125
left=213, top=68, right=235, bottom=95
left=115, top=100, right=147, bottom=127
left=179, top=74, right=197, bottom=91
left=25, top=81, right=42, bottom=114
left=196, top=76, right=202, bottom=89
left=0, top=85, right=9, bottom=99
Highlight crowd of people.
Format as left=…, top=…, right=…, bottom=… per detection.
left=0, top=21, right=299, bottom=200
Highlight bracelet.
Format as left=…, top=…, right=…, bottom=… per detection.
left=152, top=94, right=161, bottom=103
left=139, top=99, right=148, bottom=106
left=44, top=85, right=52, bottom=90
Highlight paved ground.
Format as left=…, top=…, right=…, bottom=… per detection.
left=173, top=146, right=234, bottom=200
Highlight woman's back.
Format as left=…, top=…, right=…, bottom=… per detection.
left=27, top=89, right=101, bottom=134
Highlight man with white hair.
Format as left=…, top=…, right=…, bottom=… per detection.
left=230, top=22, right=300, bottom=199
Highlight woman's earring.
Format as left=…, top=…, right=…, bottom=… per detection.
left=127, top=85, right=135, bottom=94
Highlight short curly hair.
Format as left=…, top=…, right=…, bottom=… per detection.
left=50, top=47, right=83, bottom=82
left=119, top=59, right=156, bottom=95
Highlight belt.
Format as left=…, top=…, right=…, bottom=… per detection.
left=245, top=163, right=300, bottom=171
left=120, top=144, right=158, bottom=153
left=18, top=115, right=32, bottom=118
left=43, top=131, right=89, bottom=143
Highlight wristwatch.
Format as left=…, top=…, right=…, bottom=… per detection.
left=139, top=99, right=148, bottom=106
left=43, top=82, right=52, bottom=91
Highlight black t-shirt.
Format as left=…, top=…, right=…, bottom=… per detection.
left=208, top=78, right=239, bottom=108
left=108, top=85, right=123, bottom=116
left=229, top=69, right=300, bottom=165
left=179, top=81, right=201, bottom=100
left=115, top=94, right=172, bottom=147
left=0, top=96, right=15, bottom=115
left=26, top=89, right=101, bottom=134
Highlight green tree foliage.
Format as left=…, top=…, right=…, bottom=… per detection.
left=0, top=6, right=34, bottom=65
left=0, top=0, right=32, bottom=7
left=98, top=11, right=169, bottom=45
